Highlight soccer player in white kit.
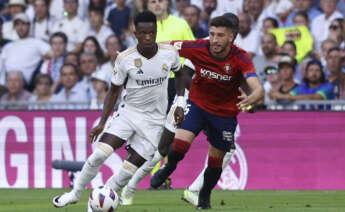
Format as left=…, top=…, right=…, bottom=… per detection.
left=52, top=11, right=186, bottom=208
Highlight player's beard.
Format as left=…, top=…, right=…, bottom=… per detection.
left=210, top=40, right=230, bottom=55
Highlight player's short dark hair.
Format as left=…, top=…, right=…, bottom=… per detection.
left=134, top=11, right=157, bottom=27
left=211, top=14, right=239, bottom=36
left=49, top=32, right=68, bottom=44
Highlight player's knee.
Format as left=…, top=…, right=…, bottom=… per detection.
left=158, top=145, right=169, bottom=157
left=87, top=143, right=114, bottom=167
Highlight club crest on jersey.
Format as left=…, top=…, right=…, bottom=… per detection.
left=162, top=64, right=169, bottom=72
left=225, top=64, right=231, bottom=73
left=134, top=58, right=142, bottom=68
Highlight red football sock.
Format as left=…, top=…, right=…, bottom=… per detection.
left=172, top=138, right=191, bottom=154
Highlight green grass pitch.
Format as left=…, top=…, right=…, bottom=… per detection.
left=0, top=189, right=344, bottom=212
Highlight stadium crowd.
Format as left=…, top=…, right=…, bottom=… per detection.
left=0, top=0, right=344, bottom=109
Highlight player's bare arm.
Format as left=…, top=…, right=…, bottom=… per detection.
left=237, top=77, right=264, bottom=109
left=173, top=69, right=186, bottom=126
left=89, top=84, right=122, bottom=143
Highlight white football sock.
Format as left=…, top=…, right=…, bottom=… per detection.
left=105, top=160, right=138, bottom=192
left=73, top=143, right=113, bottom=197
left=188, top=150, right=235, bottom=193
left=127, top=151, right=164, bottom=194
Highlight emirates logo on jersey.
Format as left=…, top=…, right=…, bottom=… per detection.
left=225, top=64, right=231, bottom=73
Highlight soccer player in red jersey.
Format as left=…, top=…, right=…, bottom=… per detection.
left=151, top=14, right=264, bottom=210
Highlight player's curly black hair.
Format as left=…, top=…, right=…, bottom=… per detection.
left=134, top=11, right=157, bottom=27
left=210, top=13, right=239, bottom=38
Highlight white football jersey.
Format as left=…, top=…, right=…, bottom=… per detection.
left=111, top=44, right=181, bottom=116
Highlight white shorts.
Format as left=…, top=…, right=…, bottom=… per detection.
left=165, top=90, right=189, bottom=133
left=104, top=104, right=165, bottom=160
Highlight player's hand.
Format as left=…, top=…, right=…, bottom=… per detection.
left=174, top=106, right=184, bottom=126
left=89, top=124, right=105, bottom=143
left=237, top=87, right=250, bottom=107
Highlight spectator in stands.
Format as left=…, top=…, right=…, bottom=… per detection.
left=263, top=66, right=281, bottom=105
left=183, top=5, right=208, bottom=39
left=246, top=0, right=276, bottom=32
left=236, top=12, right=260, bottom=58
left=253, top=33, right=279, bottom=83
left=50, top=63, right=88, bottom=109
left=32, top=0, right=55, bottom=43
left=326, top=48, right=344, bottom=93
left=40, top=32, right=67, bottom=83
left=320, top=39, right=337, bottom=66
left=269, top=56, right=299, bottom=103
left=29, top=73, right=53, bottom=109
left=80, top=36, right=106, bottom=65
left=293, top=10, right=309, bottom=27
left=174, top=0, right=190, bottom=18
left=0, top=85, right=7, bottom=98
left=0, top=71, right=31, bottom=109
left=281, top=40, right=297, bottom=60
left=274, top=60, right=334, bottom=100
left=0, top=18, right=11, bottom=52
left=199, top=0, right=217, bottom=32
left=64, top=52, right=79, bottom=67
left=280, top=41, right=302, bottom=82
left=0, top=13, right=50, bottom=86
left=129, top=0, right=144, bottom=19
left=79, top=52, right=98, bottom=101
left=52, top=0, right=88, bottom=51
left=285, top=0, right=321, bottom=27
left=333, top=56, right=345, bottom=99
left=88, top=6, right=114, bottom=51
left=100, top=34, right=122, bottom=77
left=89, top=69, right=108, bottom=109
left=107, top=0, right=130, bottom=38
left=311, top=0, right=343, bottom=50
left=328, top=18, right=344, bottom=48
left=262, top=17, right=279, bottom=34
left=2, top=0, right=27, bottom=40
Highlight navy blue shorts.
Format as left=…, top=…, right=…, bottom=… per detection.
left=180, top=100, right=237, bottom=152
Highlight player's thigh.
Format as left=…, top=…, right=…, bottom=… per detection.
left=99, top=133, right=126, bottom=150
left=205, top=114, right=237, bottom=152
left=208, top=143, right=226, bottom=158
left=127, top=133, right=157, bottom=165
left=102, top=109, right=135, bottom=150
left=177, top=100, right=205, bottom=143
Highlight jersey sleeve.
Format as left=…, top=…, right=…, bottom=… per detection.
left=239, top=52, right=257, bottom=79
left=170, top=40, right=203, bottom=61
left=171, top=50, right=181, bottom=72
left=111, top=58, right=127, bottom=86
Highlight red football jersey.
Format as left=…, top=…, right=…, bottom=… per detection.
left=171, top=39, right=257, bottom=117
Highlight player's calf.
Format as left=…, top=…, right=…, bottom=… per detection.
left=151, top=138, right=191, bottom=188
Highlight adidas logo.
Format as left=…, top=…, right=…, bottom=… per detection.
left=137, top=69, right=144, bottom=74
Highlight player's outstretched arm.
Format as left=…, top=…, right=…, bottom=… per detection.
left=237, top=77, right=264, bottom=110
left=89, top=84, right=122, bottom=143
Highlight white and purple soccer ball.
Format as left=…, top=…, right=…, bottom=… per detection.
left=89, top=186, right=119, bottom=212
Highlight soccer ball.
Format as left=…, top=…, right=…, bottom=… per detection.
left=89, top=186, right=119, bottom=212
